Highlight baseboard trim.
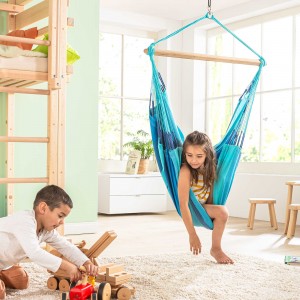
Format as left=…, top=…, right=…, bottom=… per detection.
left=64, top=221, right=98, bottom=235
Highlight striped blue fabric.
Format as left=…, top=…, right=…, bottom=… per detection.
left=147, top=13, right=265, bottom=229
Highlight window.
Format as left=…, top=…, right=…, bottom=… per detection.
left=99, top=32, right=154, bottom=160
left=206, top=12, right=300, bottom=163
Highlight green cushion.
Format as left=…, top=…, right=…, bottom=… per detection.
left=33, top=34, right=80, bottom=65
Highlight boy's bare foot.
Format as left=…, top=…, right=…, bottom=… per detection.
left=210, top=248, right=234, bottom=264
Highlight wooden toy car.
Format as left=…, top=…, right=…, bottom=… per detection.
left=59, top=264, right=134, bottom=300
left=47, top=231, right=135, bottom=299
left=47, top=231, right=117, bottom=292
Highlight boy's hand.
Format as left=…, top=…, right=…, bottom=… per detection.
left=59, top=260, right=82, bottom=282
left=83, top=260, right=98, bottom=277
left=69, top=264, right=82, bottom=282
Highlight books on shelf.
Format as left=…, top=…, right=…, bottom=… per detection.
left=284, top=256, right=300, bottom=265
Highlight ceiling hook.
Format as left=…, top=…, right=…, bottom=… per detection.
left=207, top=0, right=213, bottom=18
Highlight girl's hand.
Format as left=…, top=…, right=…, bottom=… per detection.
left=83, top=260, right=99, bottom=277
left=189, top=233, right=201, bottom=255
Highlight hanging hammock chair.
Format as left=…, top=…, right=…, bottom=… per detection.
left=146, top=12, right=265, bottom=230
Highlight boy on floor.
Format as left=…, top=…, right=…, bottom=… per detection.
left=0, top=185, right=98, bottom=299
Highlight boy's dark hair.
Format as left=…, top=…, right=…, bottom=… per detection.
left=33, top=185, right=73, bottom=210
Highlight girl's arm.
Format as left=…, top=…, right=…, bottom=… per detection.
left=178, top=165, right=201, bottom=255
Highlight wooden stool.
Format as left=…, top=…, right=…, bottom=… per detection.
left=286, top=204, right=300, bottom=238
left=247, top=198, right=278, bottom=230
left=284, top=181, right=300, bottom=238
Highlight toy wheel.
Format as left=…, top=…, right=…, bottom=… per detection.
left=59, top=278, right=71, bottom=292
left=116, top=286, right=131, bottom=300
left=97, top=282, right=111, bottom=300
left=61, top=292, right=68, bottom=300
left=47, top=276, right=59, bottom=290
left=90, top=292, right=97, bottom=300
left=70, top=281, right=77, bottom=289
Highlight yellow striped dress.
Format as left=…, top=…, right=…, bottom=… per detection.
left=191, top=174, right=210, bottom=204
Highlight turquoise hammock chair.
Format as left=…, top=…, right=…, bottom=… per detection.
left=147, top=12, right=265, bottom=230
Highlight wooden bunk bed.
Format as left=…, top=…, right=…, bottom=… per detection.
left=0, top=0, right=72, bottom=227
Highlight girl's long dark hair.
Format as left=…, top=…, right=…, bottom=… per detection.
left=181, top=131, right=216, bottom=190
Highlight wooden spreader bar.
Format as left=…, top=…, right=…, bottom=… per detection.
left=144, top=48, right=261, bottom=66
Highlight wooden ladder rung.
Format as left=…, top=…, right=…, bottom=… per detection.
left=0, top=86, right=50, bottom=95
left=0, top=136, right=49, bottom=143
left=0, top=3, right=24, bottom=13
left=0, top=177, right=48, bottom=184
left=0, top=35, right=50, bottom=46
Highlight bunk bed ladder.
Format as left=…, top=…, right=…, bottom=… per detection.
left=0, top=0, right=69, bottom=221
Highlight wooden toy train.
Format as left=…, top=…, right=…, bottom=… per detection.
left=46, top=231, right=135, bottom=300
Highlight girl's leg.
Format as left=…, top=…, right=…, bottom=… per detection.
left=0, top=279, right=6, bottom=300
left=203, top=204, right=234, bottom=264
left=0, top=265, right=29, bottom=290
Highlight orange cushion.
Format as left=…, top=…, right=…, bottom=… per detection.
left=0, top=27, right=38, bottom=50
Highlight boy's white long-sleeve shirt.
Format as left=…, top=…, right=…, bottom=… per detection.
left=0, top=210, right=89, bottom=272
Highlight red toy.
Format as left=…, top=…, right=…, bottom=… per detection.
left=69, top=283, right=94, bottom=300
left=66, top=274, right=111, bottom=300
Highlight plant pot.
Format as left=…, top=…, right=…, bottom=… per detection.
left=138, top=159, right=150, bottom=174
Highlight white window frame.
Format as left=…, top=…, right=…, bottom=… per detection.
left=205, top=6, right=300, bottom=175
left=99, top=23, right=157, bottom=160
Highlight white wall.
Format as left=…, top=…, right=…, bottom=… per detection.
left=227, top=173, right=300, bottom=225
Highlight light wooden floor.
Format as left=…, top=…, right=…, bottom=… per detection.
left=67, top=211, right=300, bottom=263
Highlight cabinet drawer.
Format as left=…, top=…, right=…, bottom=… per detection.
left=101, top=195, right=167, bottom=214
left=109, top=176, right=165, bottom=195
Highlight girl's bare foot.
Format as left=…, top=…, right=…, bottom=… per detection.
left=210, top=248, right=234, bottom=264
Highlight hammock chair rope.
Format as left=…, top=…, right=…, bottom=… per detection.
left=146, top=13, right=265, bottom=67
left=147, top=12, right=265, bottom=229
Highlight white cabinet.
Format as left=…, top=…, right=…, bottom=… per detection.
left=98, top=172, right=167, bottom=214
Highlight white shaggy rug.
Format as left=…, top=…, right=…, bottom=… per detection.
left=6, top=252, right=299, bottom=300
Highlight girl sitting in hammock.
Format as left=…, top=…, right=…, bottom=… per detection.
left=178, top=131, right=234, bottom=264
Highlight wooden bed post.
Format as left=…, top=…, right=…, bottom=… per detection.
left=6, top=93, right=14, bottom=215
left=48, top=0, right=68, bottom=234
left=48, top=0, right=68, bottom=189
left=57, top=0, right=68, bottom=189
left=47, top=90, right=59, bottom=185
left=5, top=0, right=16, bottom=215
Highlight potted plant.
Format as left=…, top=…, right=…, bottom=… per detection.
left=123, top=130, right=154, bottom=174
